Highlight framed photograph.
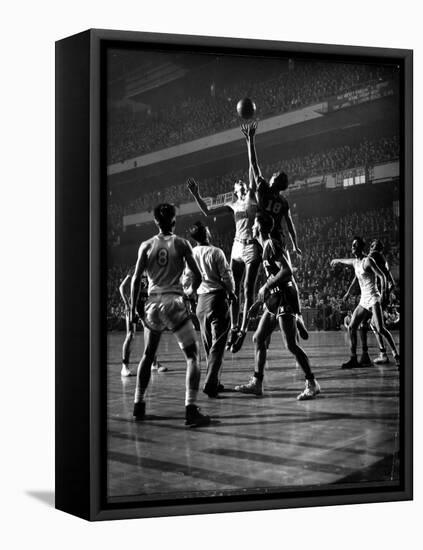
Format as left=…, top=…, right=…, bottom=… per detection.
left=55, top=29, right=412, bottom=521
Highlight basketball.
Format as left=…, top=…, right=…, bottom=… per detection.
left=236, top=97, right=256, bottom=119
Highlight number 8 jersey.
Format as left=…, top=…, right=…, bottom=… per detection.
left=145, top=233, right=188, bottom=296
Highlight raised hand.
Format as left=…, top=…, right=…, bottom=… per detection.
left=186, top=177, right=199, bottom=197
left=240, top=120, right=258, bottom=139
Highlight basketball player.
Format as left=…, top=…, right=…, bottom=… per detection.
left=241, top=121, right=308, bottom=341
left=369, top=239, right=396, bottom=363
left=331, top=237, right=400, bottom=369
left=130, top=203, right=210, bottom=427
left=184, top=221, right=236, bottom=397
left=119, top=273, right=165, bottom=377
left=187, top=172, right=261, bottom=353
left=343, top=239, right=397, bottom=365
left=235, top=212, right=321, bottom=400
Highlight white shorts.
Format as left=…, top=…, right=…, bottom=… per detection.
left=144, top=294, right=196, bottom=349
left=359, top=293, right=381, bottom=312
left=231, top=240, right=261, bottom=264
left=144, top=294, right=189, bottom=333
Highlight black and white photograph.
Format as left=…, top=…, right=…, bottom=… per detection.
left=105, top=43, right=407, bottom=506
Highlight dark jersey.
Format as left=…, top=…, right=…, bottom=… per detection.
left=262, top=238, right=298, bottom=315
left=369, top=251, right=390, bottom=278
left=262, top=239, right=286, bottom=281
left=257, top=176, right=290, bottom=244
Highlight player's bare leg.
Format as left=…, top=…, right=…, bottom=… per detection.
left=372, top=325, right=389, bottom=364
left=342, top=306, right=370, bottom=369
left=227, top=258, right=244, bottom=350
left=176, top=320, right=211, bottom=427
left=121, top=315, right=135, bottom=377
left=371, top=302, right=400, bottom=366
left=133, top=327, right=161, bottom=419
left=279, top=314, right=320, bottom=400
left=235, top=310, right=276, bottom=395
left=359, top=321, right=373, bottom=367
left=232, top=259, right=261, bottom=353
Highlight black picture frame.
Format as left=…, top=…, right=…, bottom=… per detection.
left=55, top=28, right=413, bottom=521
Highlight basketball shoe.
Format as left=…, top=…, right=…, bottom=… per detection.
left=121, top=364, right=134, bottom=377
left=235, top=375, right=263, bottom=396
left=359, top=352, right=373, bottom=367
left=297, top=379, right=321, bottom=401
left=374, top=352, right=389, bottom=364
left=185, top=405, right=211, bottom=427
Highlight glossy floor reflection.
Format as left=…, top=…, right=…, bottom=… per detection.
left=107, top=330, right=400, bottom=502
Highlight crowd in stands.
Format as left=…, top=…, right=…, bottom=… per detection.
left=108, top=62, right=395, bottom=162
left=112, top=134, right=399, bottom=221
left=107, top=205, right=400, bottom=331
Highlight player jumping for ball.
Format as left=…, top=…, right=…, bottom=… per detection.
left=130, top=203, right=211, bottom=427
left=235, top=212, right=320, bottom=400
left=331, top=236, right=400, bottom=369
left=187, top=170, right=261, bottom=353
left=241, top=121, right=309, bottom=342
left=119, top=272, right=165, bottom=377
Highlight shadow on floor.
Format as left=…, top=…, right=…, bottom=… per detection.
left=26, top=490, right=55, bottom=508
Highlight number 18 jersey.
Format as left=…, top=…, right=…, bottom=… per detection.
left=145, top=234, right=187, bottom=296
left=257, top=177, right=289, bottom=245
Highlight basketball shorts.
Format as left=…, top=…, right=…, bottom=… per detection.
left=264, top=281, right=299, bottom=317
left=359, top=292, right=381, bottom=312
left=144, top=294, right=195, bottom=349
left=231, top=239, right=261, bottom=265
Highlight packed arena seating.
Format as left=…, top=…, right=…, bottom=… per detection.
left=114, top=135, right=399, bottom=220
left=107, top=206, right=400, bottom=329
left=108, top=62, right=395, bottom=162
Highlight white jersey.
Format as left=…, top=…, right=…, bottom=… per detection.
left=145, top=234, right=187, bottom=296
left=228, top=193, right=257, bottom=241
left=354, top=257, right=381, bottom=311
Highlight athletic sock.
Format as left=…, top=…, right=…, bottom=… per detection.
left=185, top=388, right=198, bottom=407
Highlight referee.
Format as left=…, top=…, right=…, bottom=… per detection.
left=185, top=221, right=236, bottom=397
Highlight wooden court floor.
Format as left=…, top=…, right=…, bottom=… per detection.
left=107, top=330, right=400, bottom=503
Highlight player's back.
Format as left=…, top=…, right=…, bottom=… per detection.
left=146, top=234, right=186, bottom=295
left=257, top=178, right=289, bottom=243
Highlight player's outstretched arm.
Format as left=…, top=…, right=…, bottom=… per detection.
left=331, top=258, right=355, bottom=268
left=285, top=209, right=302, bottom=256
left=130, top=243, right=149, bottom=322
left=187, top=177, right=229, bottom=216
left=241, top=121, right=262, bottom=184
left=119, top=274, right=131, bottom=309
